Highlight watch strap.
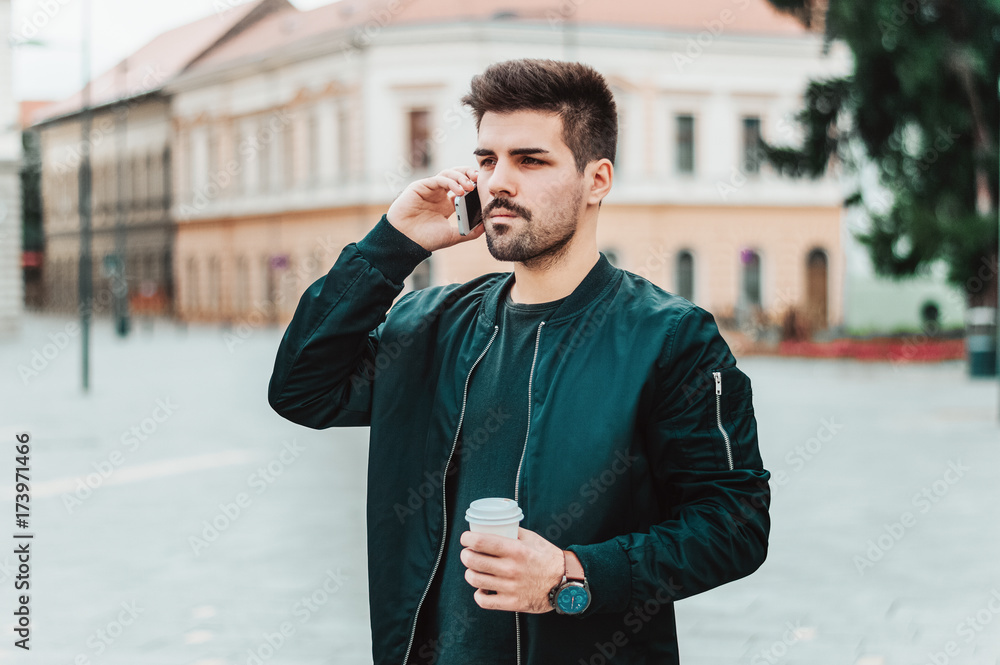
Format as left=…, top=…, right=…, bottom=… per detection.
left=564, top=551, right=586, bottom=582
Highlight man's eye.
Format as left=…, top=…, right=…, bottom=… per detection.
left=522, top=157, right=543, bottom=165
left=479, top=157, right=496, bottom=168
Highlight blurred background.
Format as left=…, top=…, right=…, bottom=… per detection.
left=0, top=0, right=998, bottom=663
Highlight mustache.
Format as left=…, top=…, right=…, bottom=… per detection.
left=483, top=197, right=532, bottom=221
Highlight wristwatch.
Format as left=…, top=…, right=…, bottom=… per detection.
left=548, top=551, right=591, bottom=615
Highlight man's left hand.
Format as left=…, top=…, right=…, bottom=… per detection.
left=459, top=527, right=565, bottom=613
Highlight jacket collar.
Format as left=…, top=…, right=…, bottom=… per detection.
left=480, top=252, right=619, bottom=326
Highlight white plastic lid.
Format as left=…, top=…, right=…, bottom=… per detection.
left=466, top=498, right=523, bottom=525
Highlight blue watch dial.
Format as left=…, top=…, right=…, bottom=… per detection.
left=556, top=585, right=589, bottom=614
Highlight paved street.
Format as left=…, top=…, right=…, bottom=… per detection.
left=0, top=313, right=997, bottom=665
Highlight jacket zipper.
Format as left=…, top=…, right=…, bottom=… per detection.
left=512, top=320, right=545, bottom=665
left=401, top=325, right=500, bottom=665
left=713, top=371, right=734, bottom=471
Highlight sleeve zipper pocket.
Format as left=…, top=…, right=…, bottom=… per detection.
left=713, top=371, right=735, bottom=471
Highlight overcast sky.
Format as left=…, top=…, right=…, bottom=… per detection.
left=11, top=0, right=337, bottom=101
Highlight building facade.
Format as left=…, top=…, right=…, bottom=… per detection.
left=0, top=0, right=23, bottom=338
left=165, top=0, right=849, bottom=337
left=29, top=0, right=291, bottom=319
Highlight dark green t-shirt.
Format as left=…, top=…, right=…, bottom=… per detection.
left=409, top=286, right=564, bottom=665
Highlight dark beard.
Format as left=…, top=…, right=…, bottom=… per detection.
left=484, top=187, right=583, bottom=270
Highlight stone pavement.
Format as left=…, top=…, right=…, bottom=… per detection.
left=0, top=313, right=997, bottom=665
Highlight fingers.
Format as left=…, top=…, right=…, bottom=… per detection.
left=460, top=530, right=514, bottom=552
left=460, top=545, right=513, bottom=577
left=415, top=168, right=477, bottom=199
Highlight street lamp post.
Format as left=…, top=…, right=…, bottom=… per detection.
left=78, top=0, right=93, bottom=392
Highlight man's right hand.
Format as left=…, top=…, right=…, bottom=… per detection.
left=385, top=166, right=486, bottom=253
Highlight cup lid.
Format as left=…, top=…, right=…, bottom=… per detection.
left=466, top=498, right=523, bottom=525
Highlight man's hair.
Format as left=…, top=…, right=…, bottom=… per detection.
left=461, top=59, right=618, bottom=173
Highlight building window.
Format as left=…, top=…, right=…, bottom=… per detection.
left=235, top=256, right=249, bottom=313
left=187, top=257, right=199, bottom=312
left=207, top=256, right=221, bottom=312
left=259, top=118, right=272, bottom=192
left=676, top=250, right=694, bottom=302
left=806, top=248, right=828, bottom=329
left=231, top=123, right=243, bottom=195
left=742, top=116, right=763, bottom=175
left=307, top=108, right=320, bottom=188
left=741, top=249, right=762, bottom=308
left=337, top=103, right=350, bottom=179
left=207, top=125, right=219, bottom=187
left=282, top=115, right=296, bottom=190
left=675, top=114, right=695, bottom=174
left=408, top=108, right=432, bottom=170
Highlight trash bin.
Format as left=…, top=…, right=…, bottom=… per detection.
left=966, top=307, right=998, bottom=377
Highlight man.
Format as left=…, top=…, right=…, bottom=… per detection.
left=268, top=59, right=770, bottom=665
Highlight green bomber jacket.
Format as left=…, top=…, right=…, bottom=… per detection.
left=268, top=215, right=771, bottom=665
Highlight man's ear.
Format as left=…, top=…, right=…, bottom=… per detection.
left=586, top=159, right=613, bottom=206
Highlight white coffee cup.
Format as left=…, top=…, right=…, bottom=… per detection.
left=466, top=498, right=523, bottom=539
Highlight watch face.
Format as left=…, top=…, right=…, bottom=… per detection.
left=556, top=584, right=590, bottom=614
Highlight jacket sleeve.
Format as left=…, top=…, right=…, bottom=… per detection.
left=267, top=215, right=431, bottom=429
left=568, top=306, right=770, bottom=613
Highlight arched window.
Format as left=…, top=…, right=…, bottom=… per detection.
left=235, top=256, right=250, bottom=314
left=676, top=250, right=694, bottom=302
left=741, top=249, right=762, bottom=308
left=207, top=256, right=221, bottom=312
left=186, top=257, right=199, bottom=313
left=806, top=248, right=828, bottom=329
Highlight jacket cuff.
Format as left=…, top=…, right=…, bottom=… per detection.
left=567, top=538, right=632, bottom=614
left=355, top=215, right=432, bottom=286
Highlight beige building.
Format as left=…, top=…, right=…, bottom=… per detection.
left=0, top=0, right=23, bottom=338
left=30, top=0, right=291, bottom=317
left=36, top=0, right=849, bottom=338
left=166, top=0, right=847, bottom=336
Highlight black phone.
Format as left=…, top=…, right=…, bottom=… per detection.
left=455, top=187, right=483, bottom=236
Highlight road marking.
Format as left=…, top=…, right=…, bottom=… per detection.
left=4, top=450, right=257, bottom=498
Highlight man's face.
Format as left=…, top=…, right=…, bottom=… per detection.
left=474, top=110, right=587, bottom=269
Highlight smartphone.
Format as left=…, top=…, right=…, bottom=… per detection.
left=455, top=187, right=483, bottom=236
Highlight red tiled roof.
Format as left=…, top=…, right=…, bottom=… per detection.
left=187, top=0, right=809, bottom=75
left=30, top=0, right=291, bottom=126
left=33, top=0, right=810, bottom=124
left=19, top=101, right=54, bottom=130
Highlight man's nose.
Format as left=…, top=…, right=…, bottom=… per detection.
left=488, top=158, right=517, bottom=199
